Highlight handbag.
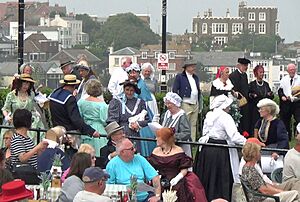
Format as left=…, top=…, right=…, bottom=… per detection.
left=237, top=92, right=248, bottom=107
left=11, top=163, right=41, bottom=185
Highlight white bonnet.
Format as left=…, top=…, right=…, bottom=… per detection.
left=257, top=98, right=279, bottom=115
left=210, top=94, right=233, bottom=110
left=126, top=63, right=141, bottom=73
left=163, top=92, right=182, bottom=107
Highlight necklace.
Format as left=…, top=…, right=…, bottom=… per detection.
left=256, top=80, right=264, bottom=87
left=162, top=146, right=172, bottom=155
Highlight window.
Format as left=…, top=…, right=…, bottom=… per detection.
left=212, top=23, right=228, bottom=34
left=259, top=23, right=266, bottom=34
left=248, top=12, right=255, bottom=21
left=114, top=58, right=119, bottom=66
left=232, top=23, right=243, bottom=34
left=169, top=51, right=175, bottom=59
left=280, top=65, right=283, bottom=71
left=169, top=63, right=176, bottom=70
left=248, top=23, right=255, bottom=33
left=202, top=23, right=207, bottom=34
left=259, top=12, right=266, bottom=21
left=275, top=23, right=279, bottom=35
left=141, top=52, right=147, bottom=59
left=214, top=37, right=228, bottom=45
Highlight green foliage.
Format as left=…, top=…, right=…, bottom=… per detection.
left=192, top=36, right=213, bottom=52
left=99, top=13, right=160, bottom=50
left=155, top=92, right=166, bottom=115
left=41, top=87, right=53, bottom=96
left=195, top=63, right=210, bottom=82
left=0, top=88, right=10, bottom=122
left=75, top=14, right=101, bottom=41
left=52, top=153, right=64, bottom=167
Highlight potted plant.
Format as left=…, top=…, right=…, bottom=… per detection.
left=38, top=172, right=51, bottom=200
left=127, top=175, right=138, bottom=202
left=50, top=153, right=64, bottom=175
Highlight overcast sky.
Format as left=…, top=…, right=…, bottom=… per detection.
left=2, top=0, right=300, bottom=42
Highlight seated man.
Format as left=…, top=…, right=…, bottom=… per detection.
left=283, top=133, right=300, bottom=182
left=98, top=121, right=125, bottom=168
left=106, top=138, right=161, bottom=202
left=74, top=167, right=112, bottom=202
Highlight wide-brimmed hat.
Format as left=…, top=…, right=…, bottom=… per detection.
left=257, top=98, right=279, bottom=115
left=60, top=61, right=76, bottom=69
left=292, top=86, right=300, bottom=97
left=0, top=180, right=33, bottom=202
left=182, top=59, right=197, bottom=69
left=82, top=167, right=110, bottom=183
left=210, top=94, right=233, bottom=110
left=163, top=92, right=182, bottom=107
left=46, top=126, right=66, bottom=142
left=59, top=74, right=81, bottom=85
left=120, top=80, right=141, bottom=95
left=105, top=121, right=124, bottom=138
left=19, top=73, right=36, bottom=83
left=238, top=57, right=251, bottom=65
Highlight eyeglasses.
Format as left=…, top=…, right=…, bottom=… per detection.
left=123, top=146, right=135, bottom=151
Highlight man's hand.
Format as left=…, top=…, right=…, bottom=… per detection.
left=148, top=195, right=160, bottom=202
left=281, top=96, right=287, bottom=101
left=92, top=131, right=100, bottom=138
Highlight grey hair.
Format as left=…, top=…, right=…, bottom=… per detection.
left=20, top=63, right=34, bottom=73
left=115, top=138, right=129, bottom=155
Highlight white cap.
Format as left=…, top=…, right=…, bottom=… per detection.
left=210, top=94, right=233, bottom=110
left=163, top=92, right=182, bottom=107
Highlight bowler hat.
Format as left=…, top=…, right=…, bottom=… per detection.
left=0, top=180, right=33, bottom=202
left=60, top=61, right=75, bottom=69
left=59, top=74, right=81, bottom=85
left=238, top=57, right=251, bottom=65
left=105, top=121, right=124, bottom=137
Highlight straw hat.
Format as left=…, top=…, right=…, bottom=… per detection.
left=59, top=74, right=81, bottom=85
left=105, top=121, right=124, bottom=138
left=19, top=73, right=35, bottom=83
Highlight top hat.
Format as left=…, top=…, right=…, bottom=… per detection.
left=238, top=57, right=251, bottom=65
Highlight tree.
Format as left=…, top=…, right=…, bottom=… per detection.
left=75, top=14, right=101, bottom=42
left=99, top=13, right=159, bottom=50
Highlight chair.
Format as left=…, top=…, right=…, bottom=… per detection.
left=240, top=176, right=280, bottom=202
left=271, top=167, right=283, bottom=183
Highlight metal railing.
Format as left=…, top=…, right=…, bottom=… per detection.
left=0, top=125, right=289, bottom=154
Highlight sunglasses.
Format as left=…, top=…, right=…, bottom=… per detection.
left=123, top=146, right=135, bottom=151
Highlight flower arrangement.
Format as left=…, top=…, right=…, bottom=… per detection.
left=38, top=172, right=51, bottom=199
left=229, top=99, right=242, bottom=126
left=52, top=153, right=64, bottom=167
left=127, top=175, right=138, bottom=202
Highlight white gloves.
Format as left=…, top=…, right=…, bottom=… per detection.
left=170, top=173, right=184, bottom=187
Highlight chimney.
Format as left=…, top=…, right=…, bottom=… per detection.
left=226, top=9, right=230, bottom=18
left=109, top=46, right=114, bottom=54
left=208, top=9, right=212, bottom=17
left=204, top=11, right=208, bottom=18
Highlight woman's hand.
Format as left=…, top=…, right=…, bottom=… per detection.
left=130, top=122, right=139, bottom=131
left=271, top=152, right=279, bottom=160
left=36, top=141, right=48, bottom=152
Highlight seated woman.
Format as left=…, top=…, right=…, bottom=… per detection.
left=193, top=95, right=246, bottom=201
left=241, top=142, right=299, bottom=202
left=148, top=127, right=207, bottom=202
left=37, top=126, right=70, bottom=173
left=57, top=152, right=92, bottom=202
left=254, top=98, right=289, bottom=163
left=1, top=129, right=13, bottom=170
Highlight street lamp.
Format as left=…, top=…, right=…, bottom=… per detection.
left=160, top=0, right=167, bottom=92
left=18, top=0, right=25, bottom=74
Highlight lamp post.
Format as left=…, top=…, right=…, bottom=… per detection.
left=160, top=0, right=167, bottom=92
left=18, top=0, right=25, bottom=74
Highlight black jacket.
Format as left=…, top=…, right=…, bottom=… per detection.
left=49, top=88, right=95, bottom=136
left=97, top=140, right=116, bottom=169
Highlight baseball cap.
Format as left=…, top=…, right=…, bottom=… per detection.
left=82, top=167, right=110, bottom=183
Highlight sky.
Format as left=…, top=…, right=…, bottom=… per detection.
left=2, top=0, right=300, bottom=42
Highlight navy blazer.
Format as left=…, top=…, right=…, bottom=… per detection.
left=172, top=71, right=200, bottom=99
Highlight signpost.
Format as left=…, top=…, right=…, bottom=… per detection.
left=157, top=53, right=169, bottom=70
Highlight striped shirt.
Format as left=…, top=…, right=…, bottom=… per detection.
left=11, top=133, right=37, bottom=169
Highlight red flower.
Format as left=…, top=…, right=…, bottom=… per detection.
left=242, top=131, right=250, bottom=138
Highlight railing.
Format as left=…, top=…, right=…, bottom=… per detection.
left=0, top=125, right=289, bottom=154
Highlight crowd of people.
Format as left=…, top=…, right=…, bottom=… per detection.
left=0, top=55, right=300, bottom=202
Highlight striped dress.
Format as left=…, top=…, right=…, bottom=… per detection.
left=10, top=133, right=37, bottom=169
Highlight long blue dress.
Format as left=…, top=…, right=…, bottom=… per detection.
left=77, top=99, right=108, bottom=157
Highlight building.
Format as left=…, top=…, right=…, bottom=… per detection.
left=24, top=33, right=59, bottom=62
left=50, top=14, right=89, bottom=46
left=0, top=33, right=14, bottom=57
left=192, top=1, right=279, bottom=46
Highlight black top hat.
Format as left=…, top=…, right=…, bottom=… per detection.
left=238, top=57, right=251, bottom=65
left=120, top=80, right=141, bottom=95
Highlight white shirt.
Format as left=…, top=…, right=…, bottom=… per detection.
left=279, top=74, right=300, bottom=98
left=108, top=67, right=128, bottom=98
left=183, top=72, right=198, bottom=105
left=283, top=148, right=300, bottom=182
left=74, top=190, right=112, bottom=202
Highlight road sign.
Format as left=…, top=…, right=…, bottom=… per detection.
left=157, top=53, right=169, bottom=70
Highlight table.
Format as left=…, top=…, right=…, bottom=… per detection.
left=26, top=185, right=61, bottom=201
left=103, top=184, right=127, bottom=197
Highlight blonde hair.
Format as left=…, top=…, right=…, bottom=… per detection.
left=242, top=142, right=261, bottom=162
left=79, top=144, right=95, bottom=154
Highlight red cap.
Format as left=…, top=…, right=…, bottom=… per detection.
left=246, top=138, right=265, bottom=147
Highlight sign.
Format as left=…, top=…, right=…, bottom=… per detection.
left=157, top=53, right=169, bottom=70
